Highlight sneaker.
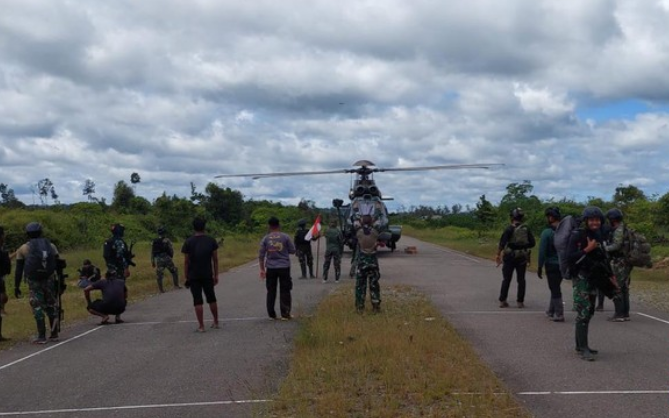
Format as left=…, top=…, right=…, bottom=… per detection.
left=552, top=316, right=565, bottom=322
left=49, top=334, right=60, bottom=342
left=499, top=301, right=509, bottom=308
left=280, top=315, right=293, bottom=321
left=322, top=279, right=328, bottom=283
left=595, top=306, right=604, bottom=312
left=517, top=302, right=525, bottom=309
left=32, top=337, right=48, bottom=345
left=335, top=279, right=339, bottom=283
left=298, top=276, right=307, bottom=280
left=623, top=316, right=631, bottom=322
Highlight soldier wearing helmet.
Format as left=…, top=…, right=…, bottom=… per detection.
left=13, top=222, right=61, bottom=344
left=537, top=207, right=564, bottom=321
left=603, top=208, right=631, bottom=322
left=567, top=206, right=608, bottom=361
left=103, top=223, right=131, bottom=279
left=151, top=226, right=180, bottom=293
left=496, top=208, right=536, bottom=309
left=294, top=219, right=316, bottom=279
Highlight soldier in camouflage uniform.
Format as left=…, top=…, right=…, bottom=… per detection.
left=355, top=215, right=381, bottom=313
left=151, top=227, right=180, bottom=293
left=294, top=219, right=315, bottom=279
left=604, top=208, right=631, bottom=322
left=322, top=219, right=344, bottom=283
left=13, top=223, right=60, bottom=344
left=567, top=207, right=606, bottom=361
left=103, top=223, right=131, bottom=280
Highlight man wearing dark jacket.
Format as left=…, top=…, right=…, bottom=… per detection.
left=496, top=208, right=536, bottom=309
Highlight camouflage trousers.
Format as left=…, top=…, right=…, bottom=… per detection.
left=296, top=246, right=314, bottom=276
left=155, top=254, right=179, bottom=287
left=572, top=275, right=597, bottom=326
left=611, top=257, right=631, bottom=317
left=28, top=277, right=57, bottom=322
left=322, top=248, right=342, bottom=279
left=355, top=253, right=380, bottom=309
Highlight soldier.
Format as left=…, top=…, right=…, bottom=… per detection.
left=603, top=208, right=631, bottom=322
left=103, top=223, right=132, bottom=280
left=568, top=206, right=607, bottom=361
left=0, top=226, right=10, bottom=340
left=151, top=227, right=180, bottom=293
left=294, top=219, right=315, bottom=279
left=322, top=219, right=344, bottom=283
left=13, top=222, right=60, bottom=344
left=537, top=207, right=564, bottom=322
left=355, top=215, right=381, bottom=313
left=496, top=208, right=536, bottom=309
left=259, top=217, right=296, bottom=320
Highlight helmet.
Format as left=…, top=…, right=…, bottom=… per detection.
left=25, top=222, right=43, bottom=233
left=297, top=219, right=307, bottom=227
left=544, top=207, right=561, bottom=219
left=157, top=226, right=166, bottom=235
left=510, top=208, right=524, bottom=221
left=581, top=206, right=604, bottom=221
left=111, top=223, right=125, bottom=237
left=606, top=208, right=624, bottom=222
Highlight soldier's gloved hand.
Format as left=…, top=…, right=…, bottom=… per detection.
left=14, top=288, right=22, bottom=298
left=537, top=269, right=543, bottom=279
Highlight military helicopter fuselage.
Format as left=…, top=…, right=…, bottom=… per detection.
left=215, top=159, right=500, bottom=252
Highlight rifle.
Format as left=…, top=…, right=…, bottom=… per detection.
left=124, top=239, right=137, bottom=267
left=52, top=258, right=68, bottom=334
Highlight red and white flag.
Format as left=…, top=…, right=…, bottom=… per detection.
left=304, top=215, right=322, bottom=241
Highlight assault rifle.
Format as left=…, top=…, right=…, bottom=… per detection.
left=124, top=240, right=137, bottom=267
left=52, top=258, right=68, bottom=334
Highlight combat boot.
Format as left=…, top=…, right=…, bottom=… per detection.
left=576, top=323, right=595, bottom=361
left=372, top=303, right=381, bottom=313
left=308, top=264, right=316, bottom=279
left=322, top=268, right=329, bottom=283
left=299, top=265, right=307, bottom=279
left=552, top=297, right=565, bottom=322
left=0, top=317, right=9, bottom=342
left=157, top=278, right=165, bottom=293
left=33, top=318, right=47, bottom=345
left=545, top=298, right=555, bottom=318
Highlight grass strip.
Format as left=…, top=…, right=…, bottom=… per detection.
left=1, top=234, right=260, bottom=348
left=268, top=285, right=530, bottom=418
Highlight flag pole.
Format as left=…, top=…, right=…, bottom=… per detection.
left=315, top=213, right=321, bottom=278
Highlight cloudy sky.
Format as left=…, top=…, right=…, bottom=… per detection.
left=2, top=0, right=669, bottom=211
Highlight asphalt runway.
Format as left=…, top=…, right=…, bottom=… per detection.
left=1, top=236, right=668, bottom=417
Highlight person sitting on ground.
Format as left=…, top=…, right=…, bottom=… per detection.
left=84, top=272, right=128, bottom=325
left=77, top=259, right=101, bottom=289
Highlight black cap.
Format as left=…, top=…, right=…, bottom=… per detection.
left=268, top=216, right=280, bottom=227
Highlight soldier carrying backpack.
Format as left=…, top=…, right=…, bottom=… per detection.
left=151, top=226, right=180, bottom=293
left=13, top=222, right=61, bottom=344
left=496, top=208, right=536, bottom=309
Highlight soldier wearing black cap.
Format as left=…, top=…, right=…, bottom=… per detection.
left=294, top=219, right=315, bottom=279
left=496, top=208, right=536, bottom=309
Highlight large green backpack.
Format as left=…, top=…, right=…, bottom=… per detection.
left=506, top=224, right=530, bottom=260
left=623, top=228, right=652, bottom=268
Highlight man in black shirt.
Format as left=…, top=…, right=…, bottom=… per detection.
left=496, top=208, right=536, bottom=308
left=181, top=217, right=219, bottom=332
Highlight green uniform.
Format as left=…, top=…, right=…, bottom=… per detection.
left=152, top=236, right=179, bottom=292
left=605, top=222, right=631, bottom=319
left=355, top=227, right=380, bottom=311
left=322, top=227, right=344, bottom=281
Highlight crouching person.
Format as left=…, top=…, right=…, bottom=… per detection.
left=84, top=273, right=128, bottom=325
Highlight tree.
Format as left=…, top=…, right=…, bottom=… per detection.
left=82, top=179, right=97, bottom=202
left=130, top=172, right=141, bottom=185
left=190, top=182, right=205, bottom=204
left=37, top=178, right=57, bottom=206
left=111, top=180, right=135, bottom=212
left=202, top=183, right=244, bottom=225
left=613, top=184, right=646, bottom=208
left=475, top=194, right=496, bottom=228
left=451, top=203, right=462, bottom=215
left=0, top=183, right=22, bottom=208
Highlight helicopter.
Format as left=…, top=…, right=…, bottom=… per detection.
left=215, top=160, right=501, bottom=252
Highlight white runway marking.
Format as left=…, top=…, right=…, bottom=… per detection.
left=433, top=246, right=482, bottom=263
left=0, top=399, right=271, bottom=416
left=120, top=317, right=268, bottom=325
left=0, top=327, right=102, bottom=372
left=446, top=310, right=548, bottom=315
left=636, top=312, right=669, bottom=325
left=518, top=390, right=669, bottom=395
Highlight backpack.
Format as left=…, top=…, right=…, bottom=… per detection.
left=505, top=224, right=530, bottom=260
left=623, top=228, right=652, bottom=268
left=24, top=238, right=57, bottom=281
left=554, top=215, right=579, bottom=279
left=152, top=238, right=169, bottom=256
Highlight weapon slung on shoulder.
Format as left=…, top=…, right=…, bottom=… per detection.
left=125, top=240, right=137, bottom=267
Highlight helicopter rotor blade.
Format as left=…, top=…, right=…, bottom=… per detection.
left=215, top=168, right=353, bottom=180
left=373, top=163, right=503, bottom=173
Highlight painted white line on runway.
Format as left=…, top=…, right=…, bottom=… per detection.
left=0, top=399, right=271, bottom=416
left=0, top=327, right=103, bottom=372
left=434, top=246, right=481, bottom=263
left=118, top=317, right=268, bottom=325
left=518, top=390, right=669, bottom=395
left=446, top=311, right=547, bottom=315
left=636, top=312, right=669, bottom=325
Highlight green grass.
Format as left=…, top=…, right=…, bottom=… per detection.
left=0, top=234, right=260, bottom=348
left=266, top=286, right=530, bottom=418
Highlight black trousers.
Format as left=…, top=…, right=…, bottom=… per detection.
left=545, top=264, right=562, bottom=299
left=265, top=267, right=292, bottom=318
left=500, top=258, right=527, bottom=303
